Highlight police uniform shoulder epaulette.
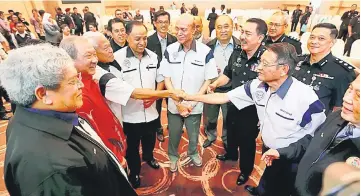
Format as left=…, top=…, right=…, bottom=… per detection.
left=286, top=35, right=300, bottom=42
left=334, top=57, right=355, bottom=72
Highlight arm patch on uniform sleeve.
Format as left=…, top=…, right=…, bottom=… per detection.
left=244, top=81, right=253, bottom=100
left=99, top=73, right=117, bottom=97
left=205, top=50, right=214, bottom=64
left=300, top=100, right=325, bottom=127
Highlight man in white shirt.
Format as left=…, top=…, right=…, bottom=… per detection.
left=11, top=22, right=36, bottom=48
left=159, top=14, right=218, bottom=172
left=178, top=43, right=326, bottom=196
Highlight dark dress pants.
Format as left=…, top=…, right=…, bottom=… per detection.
left=123, top=119, right=157, bottom=176
left=257, top=145, right=297, bottom=196
left=226, top=104, right=259, bottom=177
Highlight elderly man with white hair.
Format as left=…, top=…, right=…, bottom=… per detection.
left=1, top=44, right=137, bottom=195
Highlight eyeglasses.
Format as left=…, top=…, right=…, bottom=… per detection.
left=268, top=22, right=286, bottom=28
left=156, top=20, right=169, bottom=25
left=259, top=60, right=280, bottom=67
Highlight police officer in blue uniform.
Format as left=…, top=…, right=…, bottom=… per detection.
left=294, top=23, right=356, bottom=114
left=208, top=18, right=267, bottom=186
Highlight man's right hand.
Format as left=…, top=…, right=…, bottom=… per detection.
left=207, top=82, right=217, bottom=94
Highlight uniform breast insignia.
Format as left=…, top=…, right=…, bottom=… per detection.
left=295, top=61, right=303, bottom=71
left=313, top=85, right=320, bottom=91
left=123, top=59, right=131, bottom=68
left=172, top=51, right=178, bottom=60
left=250, top=62, right=259, bottom=72
left=314, top=73, right=334, bottom=80
left=255, top=90, right=265, bottom=101
left=287, top=35, right=300, bottom=41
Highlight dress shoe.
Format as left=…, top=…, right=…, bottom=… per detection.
left=156, top=128, right=165, bottom=142
left=245, top=185, right=259, bottom=196
left=202, top=139, right=214, bottom=148
left=236, top=173, right=249, bottom=185
left=146, top=159, right=160, bottom=169
left=216, top=154, right=238, bottom=161
left=129, top=175, right=141, bottom=189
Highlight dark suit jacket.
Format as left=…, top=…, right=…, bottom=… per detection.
left=147, top=32, right=177, bottom=68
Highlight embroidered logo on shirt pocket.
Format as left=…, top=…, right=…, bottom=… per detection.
left=275, top=112, right=294, bottom=120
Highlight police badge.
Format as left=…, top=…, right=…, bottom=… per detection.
left=123, top=59, right=131, bottom=68
left=236, top=57, right=241, bottom=63
left=295, top=61, right=303, bottom=71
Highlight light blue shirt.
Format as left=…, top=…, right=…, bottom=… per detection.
left=213, top=39, right=234, bottom=74
left=158, top=33, right=167, bottom=57
left=227, top=76, right=327, bottom=149
left=336, top=123, right=360, bottom=139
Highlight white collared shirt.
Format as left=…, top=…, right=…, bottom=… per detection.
left=159, top=40, right=218, bottom=115
left=227, top=77, right=326, bottom=149
left=113, top=47, right=163, bottom=123
left=213, top=39, right=234, bottom=74
left=11, top=31, right=36, bottom=48
left=93, top=66, right=135, bottom=125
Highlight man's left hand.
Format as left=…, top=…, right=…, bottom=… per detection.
left=143, top=98, right=157, bottom=109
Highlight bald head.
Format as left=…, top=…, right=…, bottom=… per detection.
left=268, top=11, right=288, bottom=39
left=215, top=15, right=233, bottom=43
left=193, top=16, right=203, bottom=39
left=83, top=31, right=114, bottom=63
left=176, top=13, right=196, bottom=44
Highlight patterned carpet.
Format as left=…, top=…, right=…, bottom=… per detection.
left=0, top=103, right=266, bottom=196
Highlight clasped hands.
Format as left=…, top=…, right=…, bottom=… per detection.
left=169, top=89, right=195, bottom=117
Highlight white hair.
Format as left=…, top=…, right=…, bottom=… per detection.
left=272, top=11, right=290, bottom=25
left=0, top=44, right=73, bottom=106
left=83, top=31, right=107, bottom=49
left=60, top=36, right=89, bottom=60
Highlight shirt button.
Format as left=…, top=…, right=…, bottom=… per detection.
left=245, top=64, right=248, bottom=67
left=303, top=78, right=306, bottom=81
left=243, top=72, right=246, bottom=75
left=307, top=70, right=310, bottom=73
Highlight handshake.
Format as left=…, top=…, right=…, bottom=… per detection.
left=168, top=89, right=196, bottom=117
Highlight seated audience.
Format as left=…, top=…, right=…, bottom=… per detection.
left=11, top=22, right=36, bottom=48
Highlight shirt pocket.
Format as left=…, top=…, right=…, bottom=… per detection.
left=122, top=68, right=138, bottom=83
left=314, top=78, right=333, bottom=99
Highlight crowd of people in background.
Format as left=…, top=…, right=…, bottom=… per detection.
left=0, top=3, right=360, bottom=196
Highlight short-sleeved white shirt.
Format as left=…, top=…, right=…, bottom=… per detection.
left=227, top=77, right=327, bottom=149
left=159, top=40, right=218, bottom=115
left=113, top=47, right=163, bottom=123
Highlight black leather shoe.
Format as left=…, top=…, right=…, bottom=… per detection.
left=236, top=173, right=249, bottom=185
left=146, top=159, right=160, bottom=169
left=129, top=175, right=141, bottom=189
left=216, top=154, right=238, bottom=161
left=156, top=129, right=165, bottom=142
left=202, top=139, right=214, bottom=148
left=245, top=185, right=259, bottom=196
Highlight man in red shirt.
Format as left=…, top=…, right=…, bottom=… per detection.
left=60, top=36, right=181, bottom=169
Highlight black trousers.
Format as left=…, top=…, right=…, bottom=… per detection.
left=209, top=27, right=214, bottom=37
left=155, top=99, right=163, bottom=131
left=344, top=35, right=360, bottom=56
left=257, top=145, right=297, bottom=196
left=226, top=104, right=259, bottom=177
left=291, top=21, right=298, bottom=32
left=338, top=24, right=348, bottom=42
left=123, top=119, right=157, bottom=176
